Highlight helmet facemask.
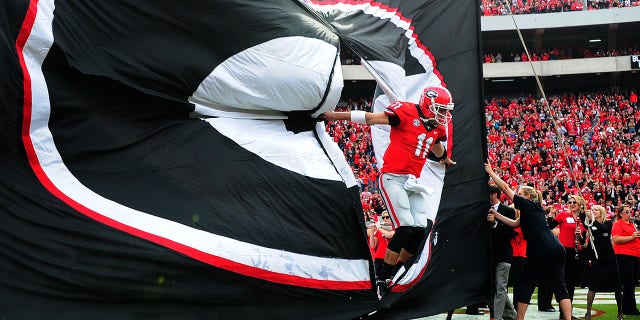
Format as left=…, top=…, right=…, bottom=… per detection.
left=428, top=100, right=454, bottom=126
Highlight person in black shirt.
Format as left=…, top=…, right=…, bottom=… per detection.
left=581, top=205, right=623, bottom=320
left=536, top=205, right=558, bottom=313
left=485, top=162, right=573, bottom=320
left=487, top=184, right=517, bottom=320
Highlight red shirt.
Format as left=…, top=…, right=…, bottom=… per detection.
left=373, top=230, right=390, bottom=259
left=612, top=219, right=640, bottom=257
left=381, top=101, right=447, bottom=177
left=511, top=227, right=527, bottom=258
left=555, top=211, right=582, bottom=248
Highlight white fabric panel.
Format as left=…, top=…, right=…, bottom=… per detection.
left=190, top=36, right=342, bottom=115
left=404, top=73, right=444, bottom=103
left=193, top=58, right=343, bottom=120
left=22, top=1, right=369, bottom=285
left=418, top=161, right=447, bottom=219
left=365, top=60, right=407, bottom=102
left=205, top=117, right=344, bottom=182
left=370, top=124, right=390, bottom=171
left=311, top=56, right=345, bottom=117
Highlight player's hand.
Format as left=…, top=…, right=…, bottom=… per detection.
left=440, top=157, right=457, bottom=165
left=320, top=111, right=336, bottom=122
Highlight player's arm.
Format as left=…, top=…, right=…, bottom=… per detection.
left=429, top=142, right=457, bottom=165
left=320, top=110, right=389, bottom=125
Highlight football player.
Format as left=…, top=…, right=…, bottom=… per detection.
left=321, top=85, right=456, bottom=294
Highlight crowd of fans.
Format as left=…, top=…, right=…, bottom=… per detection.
left=342, top=41, right=639, bottom=66
left=481, top=0, right=640, bottom=16
left=486, top=90, right=639, bottom=214
left=325, top=90, right=640, bottom=220
left=484, top=43, right=640, bottom=63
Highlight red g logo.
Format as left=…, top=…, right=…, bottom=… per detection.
left=425, top=89, right=439, bottom=99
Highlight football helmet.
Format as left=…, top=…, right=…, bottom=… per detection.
left=418, top=86, right=454, bottom=126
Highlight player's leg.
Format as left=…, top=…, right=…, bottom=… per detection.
left=377, top=173, right=414, bottom=285
left=403, top=192, right=432, bottom=262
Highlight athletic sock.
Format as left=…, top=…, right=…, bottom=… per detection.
left=379, top=262, right=395, bottom=281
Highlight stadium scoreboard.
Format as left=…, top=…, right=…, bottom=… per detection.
left=632, top=55, right=640, bottom=70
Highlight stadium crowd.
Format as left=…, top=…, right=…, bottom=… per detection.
left=324, top=98, right=386, bottom=216
left=481, top=0, right=640, bottom=16
left=486, top=90, right=639, bottom=213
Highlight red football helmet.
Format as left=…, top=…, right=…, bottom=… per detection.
left=418, top=86, right=454, bottom=126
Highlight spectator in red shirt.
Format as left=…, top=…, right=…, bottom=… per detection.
left=551, top=195, right=588, bottom=319
left=369, top=211, right=395, bottom=279
left=612, top=205, right=640, bottom=315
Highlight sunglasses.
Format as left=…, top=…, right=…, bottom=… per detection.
left=568, top=201, right=577, bottom=204
left=382, top=216, right=390, bottom=220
